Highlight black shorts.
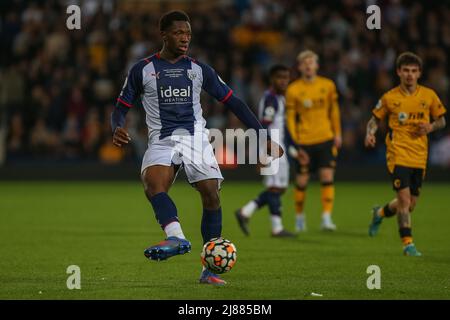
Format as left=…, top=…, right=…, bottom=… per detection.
left=294, top=139, right=337, bottom=174
left=390, top=166, right=424, bottom=196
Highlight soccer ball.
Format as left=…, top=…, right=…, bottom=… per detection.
left=201, top=237, right=237, bottom=274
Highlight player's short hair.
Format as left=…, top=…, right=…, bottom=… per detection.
left=297, top=50, right=319, bottom=64
left=396, top=52, right=422, bottom=70
left=269, top=64, right=289, bottom=78
left=159, top=10, right=190, bottom=31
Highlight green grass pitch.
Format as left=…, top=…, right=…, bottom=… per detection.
left=1, top=180, right=449, bottom=299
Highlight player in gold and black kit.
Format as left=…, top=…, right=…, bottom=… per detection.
left=286, top=50, right=341, bottom=232
left=366, top=52, right=446, bottom=256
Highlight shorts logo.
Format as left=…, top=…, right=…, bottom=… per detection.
left=394, top=179, right=401, bottom=188
left=187, top=69, right=197, bottom=80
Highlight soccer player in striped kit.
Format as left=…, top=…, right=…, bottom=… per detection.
left=111, top=11, right=283, bottom=285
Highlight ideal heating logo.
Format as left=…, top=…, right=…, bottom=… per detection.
left=160, top=86, right=191, bottom=104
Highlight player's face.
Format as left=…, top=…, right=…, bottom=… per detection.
left=163, top=21, right=192, bottom=56
left=397, top=64, right=421, bottom=87
left=299, top=57, right=318, bottom=78
left=271, top=70, right=290, bottom=93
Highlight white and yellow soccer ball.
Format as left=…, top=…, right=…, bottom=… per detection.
left=201, top=237, right=237, bottom=274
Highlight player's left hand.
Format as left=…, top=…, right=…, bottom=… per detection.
left=297, top=148, right=310, bottom=166
left=267, top=140, right=284, bottom=159
left=413, top=123, right=433, bottom=137
left=334, top=135, right=342, bottom=149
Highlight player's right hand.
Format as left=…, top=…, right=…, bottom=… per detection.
left=267, top=139, right=284, bottom=159
left=364, top=134, right=376, bottom=148
left=113, top=127, right=131, bottom=147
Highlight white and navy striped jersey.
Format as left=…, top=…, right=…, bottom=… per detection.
left=116, top=53, right=233, bottom=141
left=258, top=90, right=286, bottom=148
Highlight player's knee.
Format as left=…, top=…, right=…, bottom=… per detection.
left=296, top=174, right=309, bottom=188
left=397, top=193, right=411, bottom=211
left=142, top=175, right=168, bottom=198
left=319, top=170, right=334, bottom=183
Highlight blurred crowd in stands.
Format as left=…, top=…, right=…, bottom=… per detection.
left=1, top=0, right=449, bottom=167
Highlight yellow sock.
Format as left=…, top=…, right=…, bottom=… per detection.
left=378, top=207, right=385, bottom=217
left=402, top=236, right=413, bottom=246
left=294, top=186, right=306, bottom=214
left=320, top=183, right=334, bottom=214
left=399, top=227, right=413, bottom=245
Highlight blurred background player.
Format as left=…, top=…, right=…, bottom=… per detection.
left=366, top=52, right=446, bottom=256
left=286, top=50, right=342, bottom=232
left=235, top=65, right=306, bottom=237
left=111, top=11, right=283, bottom=285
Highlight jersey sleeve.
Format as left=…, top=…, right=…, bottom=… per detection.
left=198, top=62, right=233, bottom=103
left=430, top=90, right=447, bottom=119
left=329, top=81, right=338, bottom=102
left=372, top=95, right=389, bottom=120
left=260, top=94, right=279, bottom=127
left=285, top=85, right=300, bottom=145
left=116, top=61, right=144, bottom=108
left=329, top=82, right=341, bottom=137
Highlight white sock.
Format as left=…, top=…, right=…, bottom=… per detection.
left=322, top=212, right=332, bottom=223
left=241, top=200, right=258, bottom=218
left=164, top=221, right=185, bottom=239
left=271, top=215, right=283, bottom=234
left=296, top=213, right=305, bottom=221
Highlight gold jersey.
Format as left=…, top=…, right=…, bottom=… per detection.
left=372, top=85, right=447, bottom=172
left=286, top=76, right=341, bottom=145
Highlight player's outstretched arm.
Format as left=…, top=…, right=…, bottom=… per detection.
left=365, top=116, right=378, bottom=148
left=199, top=61, right=283, bottom=158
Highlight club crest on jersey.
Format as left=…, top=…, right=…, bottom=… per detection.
left=263, top=106, right=275, bottom=122
left=420, top=100, right=427, bottom=108
left=150, top=72, right=160, bottom=79
left=186, top=69, right=197, bottom=80
left=398, top=112, right=408, bottom=124
left=302, top=99, right=313, bottom=108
